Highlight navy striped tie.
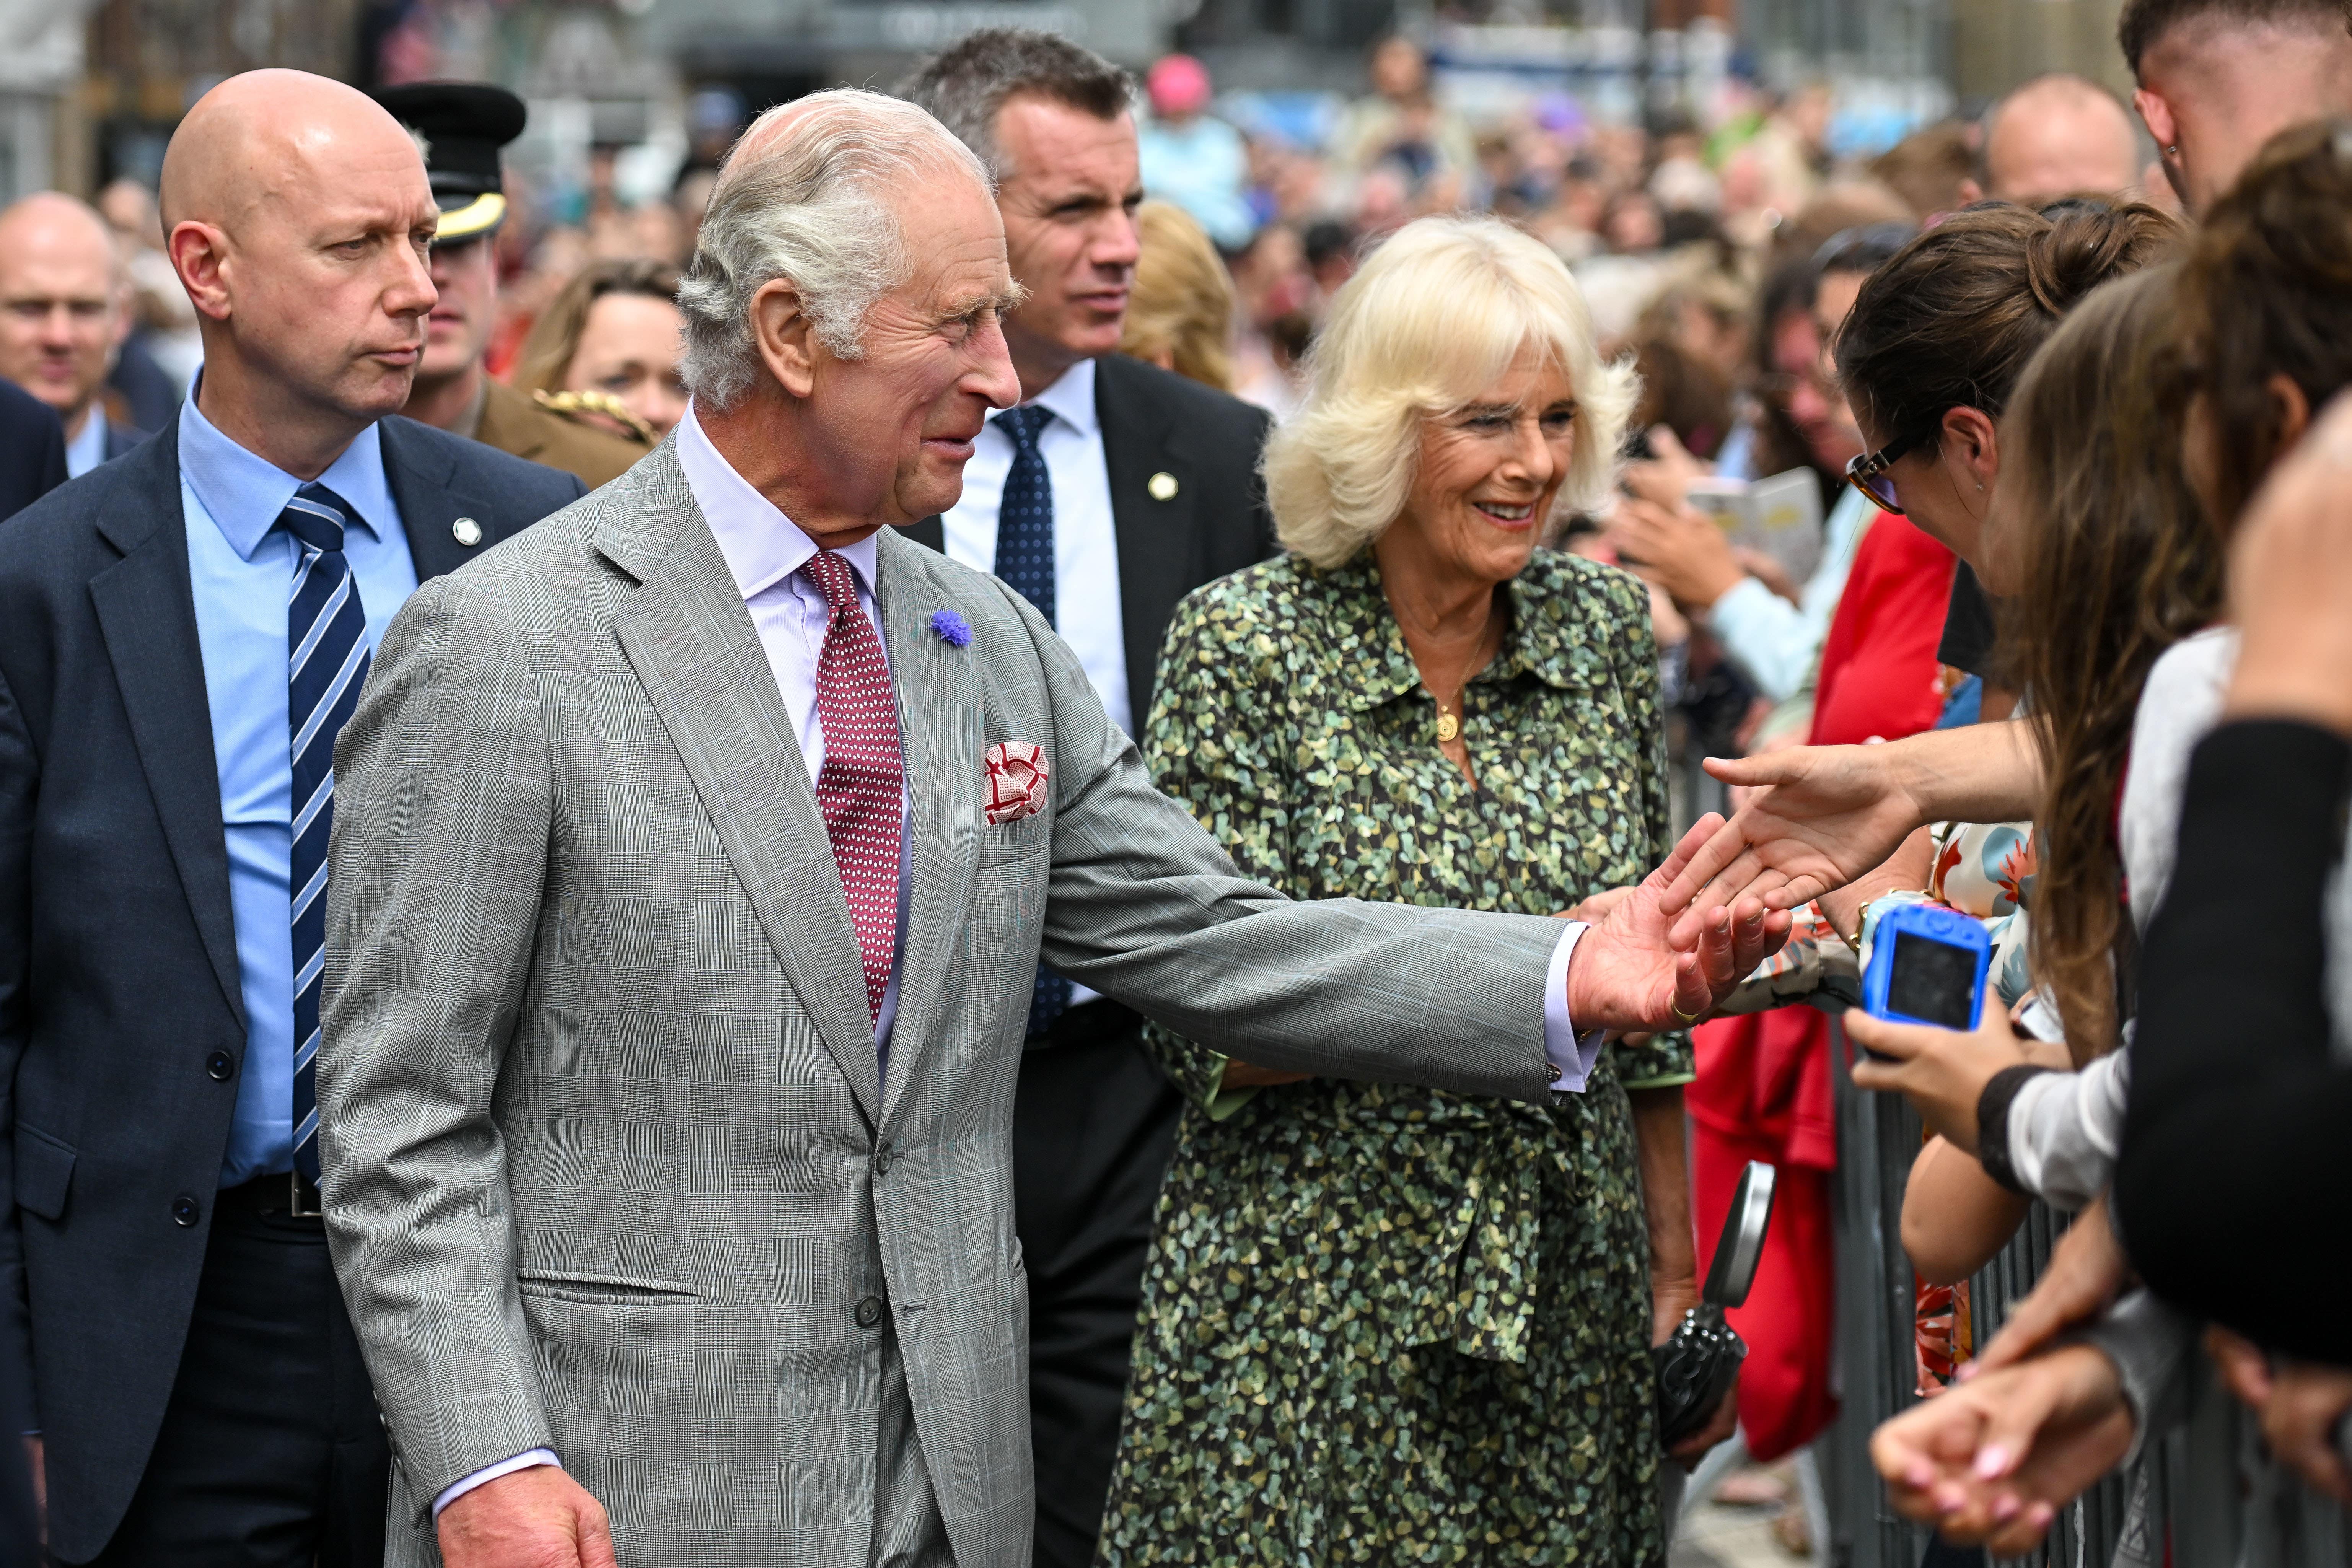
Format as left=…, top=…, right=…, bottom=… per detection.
left=992, top=404, right=1073, bottom=1039
left=283, top=483, right=371, bottom=1183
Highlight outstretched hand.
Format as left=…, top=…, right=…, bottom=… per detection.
left=1660, top=745, right=1926, bottom=945
left=1566, top=814, right=1793, bottom=1034
left=1870, top=1343, right=2134, bottom=1557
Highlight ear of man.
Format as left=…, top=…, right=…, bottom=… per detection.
left=168, top=221, right=235, bottom=323
left=750, top=278, right=818, bottom=399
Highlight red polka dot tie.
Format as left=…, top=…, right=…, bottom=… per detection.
left=800, top=550, right=904, bottom=1023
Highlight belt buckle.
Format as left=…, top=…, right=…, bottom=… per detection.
left=289, top=1169, right=323, bottom=1219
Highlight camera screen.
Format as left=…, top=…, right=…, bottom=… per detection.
left=1885, top=930, right=1979, bottom=1029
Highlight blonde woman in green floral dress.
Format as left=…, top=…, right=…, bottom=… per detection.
left=1096, top=216, right=1738, bottom=1566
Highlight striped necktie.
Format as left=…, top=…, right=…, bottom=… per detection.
left=991, top=404, right=1073, bottom=1039
left=283, top=483, right=371, bottom=1184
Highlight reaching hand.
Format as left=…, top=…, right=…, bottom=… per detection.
left=1845, top=1003, right=2049, bottom=1155
left=2207, top=1326, right=2352, bottom=1503
left=1871, top=1343, right=2134, bottom=1557
left=1566, top=814, right=1793, bottom=1034
left=438, top=1465, right=617, bottom=1568
left=1661, top=745, right=1927, bottom=945
left=1967, top=1197, right=2129, bottom=1376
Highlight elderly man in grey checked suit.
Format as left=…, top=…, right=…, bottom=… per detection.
left=317, top=89, right=1788, bottom=1568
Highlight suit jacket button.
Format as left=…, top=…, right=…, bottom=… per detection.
left=204, top=1050, right=235, bottom=1082
left=171, top=1195, right=201, bottom=1228
left=452, top=516, right=483, bottom=547
left=873, top=1143, right=894, bottom=1176
left=855, top=1295, right=884, bottom=1328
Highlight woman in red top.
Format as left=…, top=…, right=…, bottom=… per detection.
left=1686, top=199, right=2182, bottom=1467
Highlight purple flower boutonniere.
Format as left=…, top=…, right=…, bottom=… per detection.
left=931, top=609, right=972, bottom=648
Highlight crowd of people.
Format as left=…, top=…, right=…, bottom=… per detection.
left=0, top=1, right=2347, bottom=1566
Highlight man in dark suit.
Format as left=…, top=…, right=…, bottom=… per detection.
left=0, top=194, right=153, bottom=477
left=0, top=377, right=65, bottom=521
left=0, top=69, right=582, bottom=1565
left=902, top=31, right=1277, bottom=1568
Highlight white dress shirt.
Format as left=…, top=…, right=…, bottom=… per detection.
left=937, top=357, right=1132, bottom=736
left=941, top=358, right=1129, bottom=1010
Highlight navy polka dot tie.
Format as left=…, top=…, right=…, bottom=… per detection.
left=992, top=404, right=1073, bottom=1038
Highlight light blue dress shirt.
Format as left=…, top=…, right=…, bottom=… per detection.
left=177, top=396, right=419, bottom=1187
left=64, top=409, right=108, bottom=479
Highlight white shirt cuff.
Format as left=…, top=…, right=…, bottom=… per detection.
left=1543, top=920, right=1606, bottom=1093
left=433, top=1449, right=562, bottom=1517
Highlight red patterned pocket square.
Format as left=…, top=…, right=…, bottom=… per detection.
left=984, top=741, right=1050, bottom=825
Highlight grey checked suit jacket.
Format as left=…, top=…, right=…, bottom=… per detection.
left=318, top=441, right=1570, bottom=1566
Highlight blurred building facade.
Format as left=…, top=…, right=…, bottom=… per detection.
left=0, top=0, right=2137, bottom=210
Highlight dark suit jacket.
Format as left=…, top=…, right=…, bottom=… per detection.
left=905, top=352, right=1277, bottom=729
left=102, top=417, right=150, bottom=465
left=0, top=379, right=65, bottom=524
left=0, top=414, right=583, bottom=1563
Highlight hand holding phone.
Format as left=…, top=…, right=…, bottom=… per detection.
left=1862, top=902, right=1992, bottom=1035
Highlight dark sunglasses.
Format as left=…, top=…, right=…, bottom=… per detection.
left=1844, top=429, right=1924, bottom=515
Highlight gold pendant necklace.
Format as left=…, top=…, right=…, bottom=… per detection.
left=1435, top=699, right=1460, bottom=744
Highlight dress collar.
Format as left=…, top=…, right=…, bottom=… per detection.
left=1019, top=356, right=1100, bottom=438
left=1321, top=548, right=1587, bottom=712
left=675, top=400, right=881, bottom=604
left=176, top=383, right=396, bottom=562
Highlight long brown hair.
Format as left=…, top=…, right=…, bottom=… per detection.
left=1835, top=199, right=2183, bottom=448
left=2005, top=268, right=2223, bottom=1060
left=2170, top=119, right=2352, bottom=534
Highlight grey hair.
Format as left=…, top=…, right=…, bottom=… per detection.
left=897, top=27, right=1132, bottom=179
left=676, top=88, right=990, bottom=410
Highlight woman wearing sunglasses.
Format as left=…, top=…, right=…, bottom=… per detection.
left=1833, top=198, right=2181, bottom=579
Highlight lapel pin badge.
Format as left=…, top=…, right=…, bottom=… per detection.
left=1147, top=471, right=1178, bottom=501
left=451, top=516, right=483, bottom=547
left=930, top=609, right=972, bottom=648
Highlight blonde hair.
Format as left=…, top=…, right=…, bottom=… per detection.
left=1265, top=215, right=1637, bottom=569
left=1119, top=200, right=1236, bottom=392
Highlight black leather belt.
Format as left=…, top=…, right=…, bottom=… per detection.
left=1025, top=998, right=1142, bottom=1052
left=218, top=1170, right=324, bottom=1219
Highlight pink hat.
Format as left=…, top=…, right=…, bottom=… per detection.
left=1147, top=54, right=1213, bottom=118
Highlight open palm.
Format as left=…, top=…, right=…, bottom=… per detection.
left=1661, top=746, right=1927, bottom=943
left=1570, top=814, right=1794, bottom=1033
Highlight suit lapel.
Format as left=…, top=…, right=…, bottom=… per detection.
left=86, top=423, right=244, bottom=1029
left=601, top=453, right=882, bottom=1122
left=1095, top=357, right=1194, bottom=729
left=381, top=418, right=476, bottom=583
left=870, top=529, right=981, bottom=1125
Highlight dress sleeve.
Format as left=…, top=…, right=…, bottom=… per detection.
left=1598, top=567, right=1695, bottom=1089
left=1137, top=582, right=1296, bottom=1115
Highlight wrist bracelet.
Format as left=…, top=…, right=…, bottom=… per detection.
left=1974, top=1063, right=2054, bottom=1194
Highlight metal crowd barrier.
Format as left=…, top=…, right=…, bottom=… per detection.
left=1813, top=1016, right=2350, bottom=1568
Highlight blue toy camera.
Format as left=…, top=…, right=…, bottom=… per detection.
left=1860, top=902, right=1992, bottom=1032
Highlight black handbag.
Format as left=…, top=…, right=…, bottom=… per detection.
left=1653, top=1159, right=1777, bottom=1447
